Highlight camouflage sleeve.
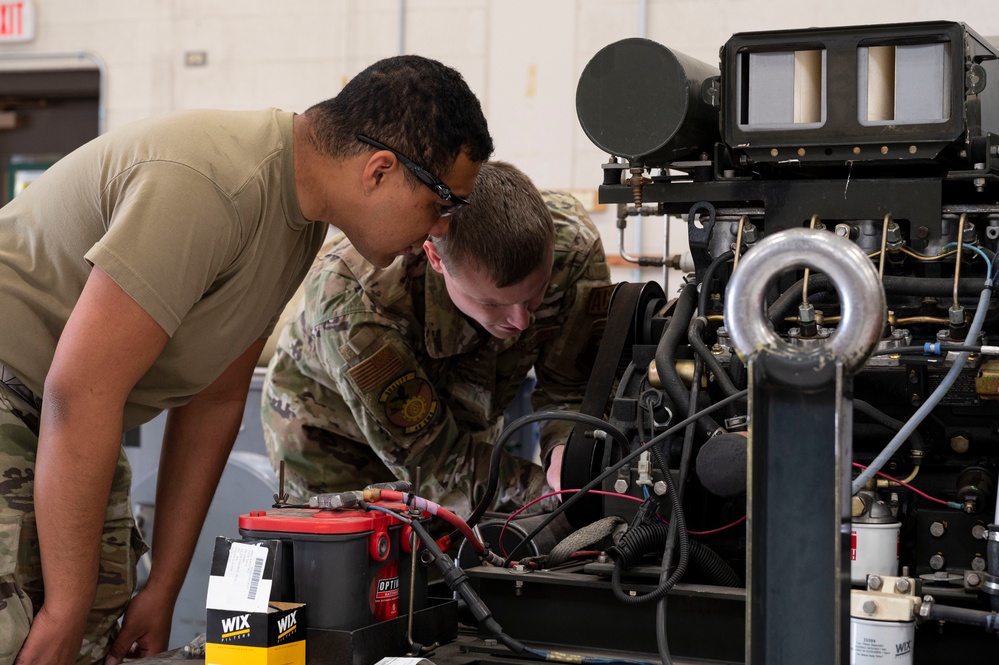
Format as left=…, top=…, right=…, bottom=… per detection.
left=532, top=193, right=613, bottom=467
left=315, top=314, right=548, bottom=517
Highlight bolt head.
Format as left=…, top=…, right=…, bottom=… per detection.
left=868, top=575, right=883, bottom=591
left=894, top=578, right=911, bottom=594
left=613, top=479, right=628, bottom=494
left=862, top=600, right=878, bottom=615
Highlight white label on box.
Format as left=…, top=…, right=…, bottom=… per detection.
left=206, top=542, right=272, bottom=612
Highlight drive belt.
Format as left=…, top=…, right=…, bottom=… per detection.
left=561, top=281, right=663, bottom=528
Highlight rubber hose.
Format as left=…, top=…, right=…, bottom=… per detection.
left=689, top=316, right=742, bottom=398
left=655, top=283, right=719, bottom=437
left=610, top=440, right=690, bottom=605
left=853, top=285, right=992, bottom=493
left=698, top=250, right=734, bottom=317
left=926, top=601, right=998, bottom=630
left=608, top=522, right=741, bottom=587
left=854, top=400, right=926, bottom=452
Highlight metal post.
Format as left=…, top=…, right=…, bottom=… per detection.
left=725, top=229, right=885, bottom=664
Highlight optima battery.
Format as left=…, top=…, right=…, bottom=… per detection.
left=239, top=506, right=426, bottom=631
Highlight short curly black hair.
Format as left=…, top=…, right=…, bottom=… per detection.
left=305, top=55, right=493, bottom=180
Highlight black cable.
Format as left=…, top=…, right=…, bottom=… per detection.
left=460, top=411, right=631, bottom=537
left=608, top=443, right=689, bottom=605
left=406, top=510, right=538, bottom=657
left=636, top=391, right=649, bottom=445
left=853, top=399, right=926, bottom=452
left=609, top=521, right=741, bottom=586
left=677, top=356, right=705, bottom=503
left=688, top=316, right=743, bottom=398
left=606, top=444, right=690, bottom=606
left=872, top=344, right=984, bottom=356
left=697, top=250, right=735, bottom=317
left=646, top=352, right=706, bottom=662
left=502, top=389, right=748, bottom=566
left=655, top=282, right=720, bottom=438
left=372, top=505, right=658, bottom=665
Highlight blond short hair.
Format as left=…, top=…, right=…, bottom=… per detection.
left=431, top=161, right=553, bottom=288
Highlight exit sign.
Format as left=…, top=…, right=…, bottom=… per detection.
left=0, top=1, right=35, bottom=43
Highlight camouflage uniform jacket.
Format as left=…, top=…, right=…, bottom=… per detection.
left=262, top=191, right=611, bottom=517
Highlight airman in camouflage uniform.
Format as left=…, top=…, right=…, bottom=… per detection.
left=262, top=164, right=611, bottom=517
left=0, top=369, right=146, bottom=664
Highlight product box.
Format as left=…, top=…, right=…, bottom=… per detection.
left=205, top=537, right=306, bottom=665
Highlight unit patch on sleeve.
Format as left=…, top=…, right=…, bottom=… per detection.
left=378, top=372, right=439, bottom=434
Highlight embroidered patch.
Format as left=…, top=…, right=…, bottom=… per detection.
left=379, top=372, right=439, bottom=434
left=348, top=344, right=405, bottom=394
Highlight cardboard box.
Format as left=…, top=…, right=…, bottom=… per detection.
left=205, top=537, right=305, bottom=665
left=206, top=601, right=305, bottom=665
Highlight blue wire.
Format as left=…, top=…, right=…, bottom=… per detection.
left=365, top=503, right=411, bottom=524
left=941, top=242, right=993, bottom=281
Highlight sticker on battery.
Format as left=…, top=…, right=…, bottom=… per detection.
left=371, top=560, right=400, bottom=622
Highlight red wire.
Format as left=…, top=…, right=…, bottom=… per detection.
left=496, top=461, right=952, bottom=561
left=851, top=462, right=950, bottom=506
left=378, top=489, right=486, bottom=552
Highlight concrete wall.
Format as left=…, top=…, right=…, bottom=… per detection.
left=3, top=0, right=998, bottom=291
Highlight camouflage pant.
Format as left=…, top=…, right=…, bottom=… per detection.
left=0, top=373, right=147, bottom=665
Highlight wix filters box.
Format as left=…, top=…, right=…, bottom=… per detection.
left=205, top=537, right=305, bottom=665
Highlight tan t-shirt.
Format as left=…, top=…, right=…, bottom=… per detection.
left=0, top=108, right=327, bottom=430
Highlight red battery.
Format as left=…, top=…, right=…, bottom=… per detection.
left=239, top=506, right=425, bottom=631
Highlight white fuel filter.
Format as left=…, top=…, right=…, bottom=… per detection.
left=850, top=616, right=914, bottom=664
left=851, top=520, right=900, bottom=585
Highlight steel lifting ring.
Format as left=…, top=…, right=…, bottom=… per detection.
left=724, top=228, right=886, bottom=374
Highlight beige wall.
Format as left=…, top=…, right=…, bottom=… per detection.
left=3, top=0, right=999, bottom=291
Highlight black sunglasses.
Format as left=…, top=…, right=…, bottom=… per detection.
left=357, top=135, right=469, bottom=215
